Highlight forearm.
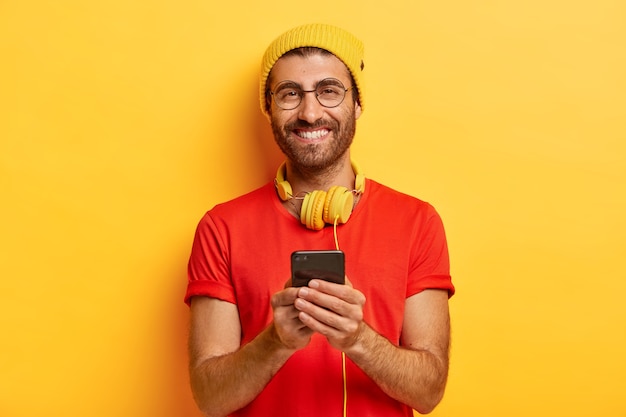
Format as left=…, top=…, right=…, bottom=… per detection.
left=190, top=324, right=294, bottom=417
left=345, top=324, right=449, bottom=414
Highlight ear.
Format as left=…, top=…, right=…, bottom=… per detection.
left=354, top=101, right=362, bottom=120
left=265, top=94, right=273, bottom=119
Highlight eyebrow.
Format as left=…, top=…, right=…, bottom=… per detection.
left=273, top=78, right=345, bottom=91
left=273, top=80, right=300, bottom=90
left=318, top=78, right=343, bottom=86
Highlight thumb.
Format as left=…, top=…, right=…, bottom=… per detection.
left=344, top=275, right=353, bottom=288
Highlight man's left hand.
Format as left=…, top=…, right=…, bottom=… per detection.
left=293, top=277, right=366, bottom=350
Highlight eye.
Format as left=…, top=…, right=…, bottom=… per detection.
left=318, top=86, right=342, bottom=96
left=317, top=79, right=345, bottom=97
left=275, top=86, right=301, bottom=101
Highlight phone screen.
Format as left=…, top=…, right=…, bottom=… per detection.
left=291, top=250, right=345, bottom=287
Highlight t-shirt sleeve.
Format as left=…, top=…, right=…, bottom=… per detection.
left=184, top=212, right=236, bottom=306
left=407, top=204, right=455, bottom=298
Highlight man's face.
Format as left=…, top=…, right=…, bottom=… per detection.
left=267, top=52, right=362, bottom=172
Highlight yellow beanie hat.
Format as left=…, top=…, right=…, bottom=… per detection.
left=259, top=23, right=365, bottom=116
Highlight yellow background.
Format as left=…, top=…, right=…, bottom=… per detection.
left=1, top=1, right=625, bottom=416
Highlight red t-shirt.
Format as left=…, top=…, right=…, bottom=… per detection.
left=186, top=179, right=454, bottom=416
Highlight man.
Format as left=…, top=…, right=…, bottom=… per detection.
left=185, top=23, right=454, bottom=417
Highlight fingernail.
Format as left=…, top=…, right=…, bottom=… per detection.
left=308, top=280, right=319, bottom=288
left=299, top=287, right=309, bottom=297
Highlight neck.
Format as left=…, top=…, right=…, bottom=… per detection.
left=285, top=156, right=356, bottom=196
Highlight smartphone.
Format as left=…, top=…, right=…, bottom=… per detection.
left=291, top=250, right=345, bottom=287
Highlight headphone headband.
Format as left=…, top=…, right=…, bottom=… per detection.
left=274, top=161, right=366, bottom=201
left=274, top=161, right=366, bottom=230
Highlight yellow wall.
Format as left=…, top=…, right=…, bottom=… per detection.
left=1, top=1, right=624, bottom=416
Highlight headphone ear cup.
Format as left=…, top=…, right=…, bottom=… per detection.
left=274, top=163, right=292, bottom=201
left=354, top=173, right=366, bottom=194
left=275, top=180, right=292, bottom=201
left=323, top=186, right=354, bottom=224
left=275, top=181, right=293, bottom=201
left=301, top=190, right=326, bottom=230
left=351, top=160, right=366, bottom=194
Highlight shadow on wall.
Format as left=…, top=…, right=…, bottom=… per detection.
left=163, top=248, right=204, bottom=417
left=244, top=66, right=285, bottom=184
left=162, top=67, right=282, bottom=416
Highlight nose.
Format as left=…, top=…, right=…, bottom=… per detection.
left=297, top=90, right=324, bottom=123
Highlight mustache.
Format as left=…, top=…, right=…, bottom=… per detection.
left=284, top=119, right=338, bottom=131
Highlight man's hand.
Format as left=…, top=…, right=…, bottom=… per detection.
left=293, top=277, right=366, bottom=350
left=270, top=285, right=315, bottom=351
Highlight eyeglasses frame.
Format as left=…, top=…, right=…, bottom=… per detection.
left=269, top=78, right=354, bottom=110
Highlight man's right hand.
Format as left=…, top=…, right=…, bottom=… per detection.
left=270, top=284, right=314, bottom=351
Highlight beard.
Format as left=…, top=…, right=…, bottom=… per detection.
left=270, top=107, right=357, bottom=172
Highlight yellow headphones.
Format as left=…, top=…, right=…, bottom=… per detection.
left=275, top=161, right=366, bottom=231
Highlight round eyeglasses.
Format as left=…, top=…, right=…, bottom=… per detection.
left=270, top=78, right=353, bottom=110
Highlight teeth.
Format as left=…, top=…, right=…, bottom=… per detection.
left=297, top=129, right=328, bottom=139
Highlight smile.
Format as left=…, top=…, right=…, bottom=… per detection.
left=295, top=129, right=329, bottom=140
